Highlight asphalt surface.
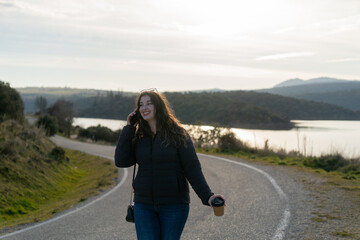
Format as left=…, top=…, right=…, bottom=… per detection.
left=0, top=135, right=313, bottom=240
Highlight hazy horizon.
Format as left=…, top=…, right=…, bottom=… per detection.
left=1, top=0, right=360, bottom=92
left=12, top=76, right=360, bottom=94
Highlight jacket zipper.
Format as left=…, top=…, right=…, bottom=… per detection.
left=150, top=135, right=155, bottom=204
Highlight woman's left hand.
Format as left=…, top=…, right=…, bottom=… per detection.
left=208, top=194, right=226, bottom=207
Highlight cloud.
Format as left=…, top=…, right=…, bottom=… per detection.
left=302, top=14, right=360, bottom=38
left=255, top=52, right=316, bottom=61
left=328, top=58, right=360, bottom=63
left=0, top=0, right=15, bottom=8
left=1, top=0, right=115, bottom=20
left=272, top=27, right=297, bottom=34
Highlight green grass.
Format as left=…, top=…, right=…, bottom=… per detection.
left=196, top=148, right=360, bottom=190
left=0, top=149, right=118, bottom=229
left=332, top=231, right=357, bottom=238
left=311, top=217, right=327, bottom=222
left=312, top=212, right=340, bottom=220
left=0, top=120, right=118, bottom=229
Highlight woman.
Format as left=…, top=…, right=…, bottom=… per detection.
left=115, top=90, right=225, bottom=240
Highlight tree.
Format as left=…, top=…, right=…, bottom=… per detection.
left=36, top=114, right=58, bottom=136
left=35, top=96, right=47, bottom=114
left=47, top=99, right=75, bottom=137
left=0, top=81, right=24, bottom=122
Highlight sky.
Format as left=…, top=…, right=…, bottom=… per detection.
left=1, top=0, right=360, bottom=92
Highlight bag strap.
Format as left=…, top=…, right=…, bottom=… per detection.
left=129, top=164, right=136, bottom=205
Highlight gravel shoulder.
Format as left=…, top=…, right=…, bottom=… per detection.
left=3, top=130, right=359, bottom=239
left=214, top=154, right=360, bottom=240
left=291, top=169, right=360, bottom=240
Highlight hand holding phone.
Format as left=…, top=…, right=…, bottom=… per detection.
left=129, top=112, right=138, bottom=125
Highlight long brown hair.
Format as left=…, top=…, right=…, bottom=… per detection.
left=133, top=91, right=187, bottom=147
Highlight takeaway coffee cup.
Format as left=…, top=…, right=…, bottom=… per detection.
left=211, top=197, right=225, bottom=216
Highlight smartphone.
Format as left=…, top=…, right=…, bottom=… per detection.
left=130, top=112, right=138, bottom=125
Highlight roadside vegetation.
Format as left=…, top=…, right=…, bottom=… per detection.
left=75, top=125, right=120, bottom=144
left=73, top=122, right=360, bottom=184
left=188, top=125, right=360, bottom=238
left=186, top=125, right=360, bottom=183
left=0, top=119, right=117, bottom=230
left=0, top=81, right=118, bottom=230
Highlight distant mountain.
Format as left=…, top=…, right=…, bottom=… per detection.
left=185, top=88, right=226, bottom=93
left=274, top=78, right=305, bottom=88
left=273, top=77, right=352, bottom=88
left=258, top=77, right=360, bottom=111
left=292, top=89, right=360, bottom=111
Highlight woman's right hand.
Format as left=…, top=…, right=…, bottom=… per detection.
left=127, top=108, right=138, bottom=126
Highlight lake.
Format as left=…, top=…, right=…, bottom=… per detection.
left=73, top=117, right=360, bottom=158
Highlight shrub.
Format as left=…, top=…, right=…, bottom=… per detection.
left=218, top=131, right=244, bottom=150
left=50, top=147, right=66, bottom=162
left=340, top=160, right=360, bottom=175
left=47, top=99, right=74, bottom=137
left=304, top=154, right=347, bottom=172
left=36, top=115, right=58, bottom=136
left=0, top=81, right=24, bottom=122
left=78, top=125, right=120, bottom=143
left=0, top=140, right=19, bottom=156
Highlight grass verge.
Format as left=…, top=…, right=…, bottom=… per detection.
left=196, top=148, right=360, bottom=189
left=196, top=147, right=360, bottom=238
left=0, top=149, right=117, bottom=230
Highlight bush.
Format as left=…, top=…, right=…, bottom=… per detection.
left=50, top=147, right=66, bottom=162
left=36, top=115, right=58, bottom=136
left=78, top=125, right=120, bottom=143
left=304, top=154, right=347, bottom=172
left=340, top=161, right=360, bottom=175
left=0, top=140, right=19, bottom=156
left=0, top=81, right=24, bottom=122
left=47, top=99, right=74, bottom=137
left=218, top=131, right=244, bottom=150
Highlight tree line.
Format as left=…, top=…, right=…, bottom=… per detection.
left=16, top=86, right=360, bottom=131
left=71, top=90, right=360, bottom=129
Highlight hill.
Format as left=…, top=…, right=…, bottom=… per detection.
left=71, top=90, right=292, bottom=129
left=0, top=119, right=117, bottom=229
left=1, top=83, right=117, bottom=229
left=228, top=90, right=360, bottom=120
left=257, top=78, right=360, bottom=111
left=273, top=77, right=352, bottom=88
left=17, top=87, right=360, bottom=130
left=163, top=91, right=293, bottom=129
left=73, top=90, right=360, bottom=128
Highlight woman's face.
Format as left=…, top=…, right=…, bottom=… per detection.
left=139, top=95, right=156, bottom=123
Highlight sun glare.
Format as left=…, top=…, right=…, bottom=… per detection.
left=164, top=0, right=298, bottom=37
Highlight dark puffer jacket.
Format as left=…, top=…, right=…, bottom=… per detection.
left=114, top=125, right=213, bottom=206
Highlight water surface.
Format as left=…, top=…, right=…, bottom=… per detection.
left=73, top=118, right=360, bottom=158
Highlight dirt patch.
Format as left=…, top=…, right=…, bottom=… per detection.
left=214, top=153, right=360, bottom=240
left=282, top=167, right=360, bottom=240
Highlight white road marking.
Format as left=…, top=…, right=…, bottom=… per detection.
left=2, top=152, right=290, bottom=239
left=0, top=164, right=128, bottom=239
left=198, top=153, right=291, bottom=240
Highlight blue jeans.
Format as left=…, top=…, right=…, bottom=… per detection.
left=134, top=203, right=190, bottom=240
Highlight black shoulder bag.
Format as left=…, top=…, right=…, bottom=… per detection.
left=125, top=164, right=136, bottom=223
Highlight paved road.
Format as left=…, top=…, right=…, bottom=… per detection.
left=1, top=136, right=312, bottom=240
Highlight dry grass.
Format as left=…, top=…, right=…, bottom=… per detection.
left=0, top=120, right=118, bottom=230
